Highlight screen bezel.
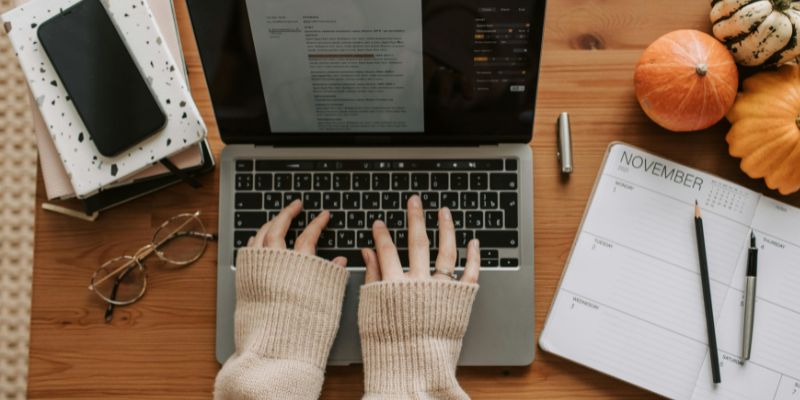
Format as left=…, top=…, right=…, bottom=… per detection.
left=187, top=0, right=547, bottom=147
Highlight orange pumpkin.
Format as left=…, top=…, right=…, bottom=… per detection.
left=727, top=64, right=800, bottom=195
left=634, top=30, right=739, bottom=132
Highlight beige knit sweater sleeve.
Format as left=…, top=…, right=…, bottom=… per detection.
left=214, top=248, right=350, bottom=400
left=358, top=280, right=479, bottom=400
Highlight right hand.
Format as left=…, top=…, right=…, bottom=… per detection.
left=362, top=195, right=480, bottom=284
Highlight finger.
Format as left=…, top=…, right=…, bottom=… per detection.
left=372, top=220, right=404, bottom=281
left=294, top=210, right=330, bottom=254
left=363, top=248, right=381, bottom=284
left=434, top=207, right=457, bottom=280
left=265, top=200, right=303, bottom=248
left=461, top=239, right=480, bottom=284
left=247, top=236, right=255, bottom=247
left=406, top=195, right=430, bottom=278
left=332, top=256, right=347, bottom=268
left=253, top=220, right=272, bottom=248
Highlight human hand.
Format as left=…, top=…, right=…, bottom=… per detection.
left=362, top=195, right=480, bottom=284
left=247, top=199, right=348, bottom=268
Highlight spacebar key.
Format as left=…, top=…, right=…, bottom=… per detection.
left=475, top=231, right=518, bottom=248
left=316, top=250, right=366, bottom=267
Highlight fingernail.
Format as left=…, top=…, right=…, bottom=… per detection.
left=410, top=195, right=421, bottom=208
left=373, top=220, right=385, bottom=228
left=471, top=239, right=480, bottom=248
left=442, top=207, right=452, bottom=221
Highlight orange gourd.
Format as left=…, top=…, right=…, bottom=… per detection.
left=634, top=30, right=739, bottom=132
left=727, top=64, right=800, bottom=195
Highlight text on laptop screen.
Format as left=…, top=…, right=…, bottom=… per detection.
left=189, top=0, right=542, bottom=139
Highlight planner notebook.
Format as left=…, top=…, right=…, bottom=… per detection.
left=540, top=143, right=800, bottom=400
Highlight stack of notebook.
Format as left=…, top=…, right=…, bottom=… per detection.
left=2, top=0, right=214, bottom=214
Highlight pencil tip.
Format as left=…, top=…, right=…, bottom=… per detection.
left=694, top=201, right=701, bottom=218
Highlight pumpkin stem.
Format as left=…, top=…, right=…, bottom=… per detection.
left=775, top=0, right=792, bottom=11
left=695, top=63, right=708, bottom=76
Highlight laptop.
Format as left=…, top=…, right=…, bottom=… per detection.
left=186, top=0, right=545, bottom=366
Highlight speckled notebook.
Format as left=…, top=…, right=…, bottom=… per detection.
left=2, top=0, right=207, bottom=198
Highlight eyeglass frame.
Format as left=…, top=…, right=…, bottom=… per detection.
left=88, top=211, right=217, bottom=322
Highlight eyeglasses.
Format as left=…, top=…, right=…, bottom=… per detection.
left=89, top=211, right=217, bottom=322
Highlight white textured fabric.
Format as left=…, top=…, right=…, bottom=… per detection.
left=0, top=0, right=36, bottom=397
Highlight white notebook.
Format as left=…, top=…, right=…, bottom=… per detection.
left=1, top=0, right=207, bottom=198
left=540, top=143, right=800, bottom=399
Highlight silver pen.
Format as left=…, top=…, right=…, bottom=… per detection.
left=557, top=112, right=573, bottom=175
left=743, top=231, right=758, bottom=360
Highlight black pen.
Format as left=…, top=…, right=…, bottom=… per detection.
left=743, top=231, right=757, bottom=360
left=695, top=201, right=721, bottom=384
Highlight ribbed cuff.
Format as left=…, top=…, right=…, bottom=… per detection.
left=233, top=247, right=350, bottom=369
left=358, top=280, right=479, bottom=398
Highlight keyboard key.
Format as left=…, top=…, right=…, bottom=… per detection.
left=337, top=231, right=356, bottom=247
left=387, top=211, right=405, bottom=228
left=235, top=193, right=261, bottom=210
left=347, top=211, right=366, bottom=228
left=481, top=192, right=498, bottom=209
left=357, top=230, right=375, bottom=247
left=255, top=174, right=272, bottom=190
left=501, top=193, right=518, bottom=228
left=303, top=193, right=321, bottom=209
left=505, top=159, right=518, bottom=171
left=395, top=230, right=408, bottom=247
left=470, top=173, right=488, bottom=190
left=366, top=211, right=385, bottom=226
left=235, top=160, right=253, bottom=171
left=294, top=174, right=312, bottom=190
left=353, top=173, right=370, bottom=190
left=501, top=258, right=519, bottom=267
left=235, top=174, right=253, bottom=190
left=323, top=193, right=341, bottom=209
left=274, top=173, right=292, bottom=190
left=426, top=230, right=436, bottom=247
left=290, top=212, right=307, bottom=229
left=451, top=173, right=468, bottom=190
left=452, top=211, right=464, bottom=228
left=431, top=173, right=449, bottom=190
left=411, top=173, right=429, bottom=190
left=466, top=211, right=483, bottom=228
left=372, top=173, right=390, bottom=190
left=333, top=173, right=351, bottom=190
left=481, top=259, right=499, bottom=267
left=319, top=230, right=336, bottom=248
left=362, top=192, right=381, bottom=209
left=343, top=193, right=361, bottom=209
left=283, top=192, right=301, bottom=206
left=460, top=192, right=478, bottom=209
left=456, top=230, right=473, bottom=247
left=490, top=173, right=517, bottom=190
left=286, top=230, right=297, bottom=248
left=392, top=173, right=409, bottom=190
left=330, top=212, right=346, bottom=228
left=382, top=192, right=400, bottom=209
left=374, top=161, right=392, bottom=170
left=485, top=211, right=503, bottom=228
left=481, top=249, right=499, bottom=258
left=441, top=192, right=459, bottom=209
left=235, top=212, right=266, bottom=229
left=476, top=230, right=518, bottom=247
left=425, top=211, right=438, bottom=228
left=315, top=161, right=336, bottom=170
left=264, top=193, right=282, bottom=209
left=421, top=192, right=439, bottom=209
left=234, top=230, right=256, bottom=247
left=313, top=173, right=331, bottom=190
left=317, top=249, right=365, bottom=267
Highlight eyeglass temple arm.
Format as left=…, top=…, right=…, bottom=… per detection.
left=104, top=264, right=136, bottom=322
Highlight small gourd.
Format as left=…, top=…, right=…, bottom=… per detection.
left=710, top=0, right=800, bottom=67
left=727, top=64, right=800, bottom=195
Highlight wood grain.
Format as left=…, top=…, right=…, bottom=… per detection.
left=26, top=0, right=800, bottom=399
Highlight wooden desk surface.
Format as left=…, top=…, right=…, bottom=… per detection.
left=26, top=1, right=800, bottom=398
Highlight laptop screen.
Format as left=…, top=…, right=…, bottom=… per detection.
left=187, top=0, right=544, bottom=144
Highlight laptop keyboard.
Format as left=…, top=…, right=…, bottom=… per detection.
left=232, top=159, right=520, bottom=270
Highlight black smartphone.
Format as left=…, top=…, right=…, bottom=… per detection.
left=38, top=0, right=166, bottom=157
